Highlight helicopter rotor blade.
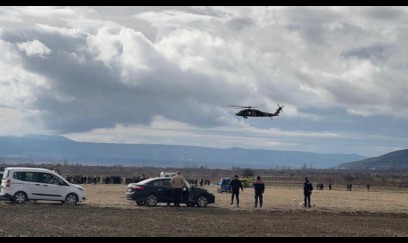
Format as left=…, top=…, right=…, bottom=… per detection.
left=230, top=105, right=253, bottom=109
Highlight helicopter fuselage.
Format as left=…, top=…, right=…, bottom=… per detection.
left=236, top=109, right=275, bottom=119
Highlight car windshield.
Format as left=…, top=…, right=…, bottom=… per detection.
left=222, top=179, right=231, bottom=184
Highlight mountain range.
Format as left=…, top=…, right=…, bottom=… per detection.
left=0, top=134, right=366, bottom=169
left=335, top=149, right=408, bottom=170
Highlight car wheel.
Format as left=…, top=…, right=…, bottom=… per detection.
left=196, top=195, right=209, bottom=207
left=13, top=191, right=27, bottom=204
left=136, top=201, right=145, bottom=206
left=145, top=194, right=158, bottom=207
left=65, top=193, right=79, bottom=205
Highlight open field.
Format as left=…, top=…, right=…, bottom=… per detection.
left=1, top=184, right=408, bottom=236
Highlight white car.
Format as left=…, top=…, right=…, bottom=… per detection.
left=0, top=167, right=86, bottom=204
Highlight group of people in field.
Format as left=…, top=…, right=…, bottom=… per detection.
left=227, top=174, right=265, bottom=208
left=228, top=175, right=314, bottom=209
left=171, top=171, right=316, bottom=208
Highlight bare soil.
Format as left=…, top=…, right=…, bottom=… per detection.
left=1, top=184, right=408, bottom=236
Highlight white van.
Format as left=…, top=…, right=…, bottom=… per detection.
left=159, top=172, right=176, bottom=178
left=0, top=167, right=86, bottom=204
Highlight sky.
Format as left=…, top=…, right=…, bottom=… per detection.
left=0, top=6, right=407, bottom=157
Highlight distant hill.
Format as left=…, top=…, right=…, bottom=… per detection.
left=335, top=149, right=408, bottom=170
left=0, top=135, right=366, bottom=169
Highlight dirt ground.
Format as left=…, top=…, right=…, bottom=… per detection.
left=1, top=184, right=408, bottom=236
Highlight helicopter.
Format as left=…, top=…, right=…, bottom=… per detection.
left=230, top=104, right=284, bottom=119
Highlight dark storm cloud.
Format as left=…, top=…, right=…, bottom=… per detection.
left=342, top=44, right=391, bottom=63
left=226, top=17, right=254, bottom=31
left=362, top=6, right=405, bottom=20
left=2, top=26, right=244, bottom=133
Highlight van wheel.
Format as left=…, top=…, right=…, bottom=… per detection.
left=13, top=191, right=27, bottom=204
left=65, top=193, right=79, bottom=205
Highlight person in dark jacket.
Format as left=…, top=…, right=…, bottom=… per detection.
left=303, top=177, right=313, bottom=208
left=229, top=175, right=244, bottom=207
left=253, top=176, right=265, bottom=208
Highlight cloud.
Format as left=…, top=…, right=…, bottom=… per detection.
left=1, top=23, right=247, bottom=133
left=16, top=39, right=52, bottom=57
left=0, top=6, right=408, bottom=157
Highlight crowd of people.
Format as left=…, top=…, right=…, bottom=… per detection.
left=65, top=171, right=379, bottom=209
left=65, top=175, right=125, bottom=184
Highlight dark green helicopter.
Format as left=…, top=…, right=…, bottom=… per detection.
left=230, top=104, right=284, bottom=119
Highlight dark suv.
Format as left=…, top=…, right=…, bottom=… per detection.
left=126, top=177, right=215, bottom=207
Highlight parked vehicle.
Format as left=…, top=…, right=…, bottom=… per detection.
left=159, top=172, right=176, bottom=178
left=217, top=178, right=232, bottom=193
left=126, top=177, right=215, bottom=207
left=0, top=168, right=3, bottom=199
left=0, top=167, right=86, bottom=204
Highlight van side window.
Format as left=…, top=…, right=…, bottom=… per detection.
left=38, top=173, right=50, bottom=184
left=14, top=172, right=26, bottom=181
left=49, top=175, right=61, bottom=185
left=24, top=172, right=35, bottom=182
left=13, top=172, right=36, bottom=182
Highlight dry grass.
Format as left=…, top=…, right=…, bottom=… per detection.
left=1, top=183, right=408, bottom=236
left=83, top=183, right=408, bottom=214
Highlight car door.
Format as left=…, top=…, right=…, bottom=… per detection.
left=151, top=179, right=173, bottom=202
left=186, top=186, right=195, bottom=203
left=37, top=172, right=67, bottom=201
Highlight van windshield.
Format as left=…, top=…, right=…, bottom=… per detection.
left=222, top=179, right=231, bottom=185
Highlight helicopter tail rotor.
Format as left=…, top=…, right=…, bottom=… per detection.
left=277, top=103, right=285, bottom=114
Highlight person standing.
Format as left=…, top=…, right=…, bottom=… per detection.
left=303, top=177, right=313, bottom=208
left=229, top=175, right=244, bottom=207
left=170, top=171, right=186, bottom=207
left=253, top=176, right=265, bottom=208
